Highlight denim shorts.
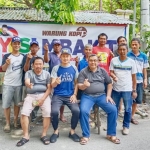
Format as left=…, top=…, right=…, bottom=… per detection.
left=2, top=84, right=22, bottom=108
left=134, top=83, right=143, bottom=104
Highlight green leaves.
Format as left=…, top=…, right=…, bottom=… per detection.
left=34, top=0, right=79, bottom=24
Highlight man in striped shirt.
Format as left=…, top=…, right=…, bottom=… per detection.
left=127, top=38, right=149, bottom=125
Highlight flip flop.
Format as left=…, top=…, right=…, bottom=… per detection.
left=131, top=118, right=139, bottom=125
left=40, top=136, right=50, bottom=145
left=107, top=136, right=120, bottom=144
left=16, top=138, right=29, bottom=147
left=80, top=137, right=90, bottom=145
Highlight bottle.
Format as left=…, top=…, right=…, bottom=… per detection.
left=32, top=100, right=39, bottom=107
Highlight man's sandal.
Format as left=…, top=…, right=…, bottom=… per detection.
left=3, top=124, right=11, bottom=133
left=131, top=118, right=139, bottom=125
left=40, top=136, right=50, bottom=145
left=16, top=138, right=29, bottom=147
left=59, top=117, right=67, bottom=123
left=14, top=123, right=21, bottom=129
left=107, top=136, right=120, bottom=144
left=80, top=137, right=90, bottom=145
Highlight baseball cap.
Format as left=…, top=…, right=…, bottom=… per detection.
left=12, top=36, right=21, bottom=43
left=53, top=39, right=61, bottom=45
left=61, top=48, right=72, bottom=55
left=30, top=41, right=39, bottom=46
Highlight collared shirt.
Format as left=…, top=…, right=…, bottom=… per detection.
left=25, top=70, right=50, bottom=94
left=49, top=52, right=61, bottom=73
left=78, top=66, right=112, bottom=96
left=127, top=50, right=149, bottom=83
left=78, top=56, right=88, bottom=72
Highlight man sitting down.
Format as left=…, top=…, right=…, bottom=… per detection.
left=16, top=57, right=51, bottom=147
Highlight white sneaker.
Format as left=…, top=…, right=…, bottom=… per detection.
left=122, top=127, right=129, bottom=135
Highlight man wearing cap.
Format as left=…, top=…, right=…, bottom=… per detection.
left=1, top=36, right=24, bottom=133
left=50, top=48, right=80, bottom=143
left=23, top=41, right=40, bottom=73
left=44, top=39, right=66, bottom=122
left=22, top=41, right=40, bottom=120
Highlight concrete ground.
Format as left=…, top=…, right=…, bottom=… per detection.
left=0, top=98, right=150, bottom=150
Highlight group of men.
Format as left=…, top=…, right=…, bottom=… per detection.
left=1, top=33, right=148, bottom=147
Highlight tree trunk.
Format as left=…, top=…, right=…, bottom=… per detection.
left=99, top=0, right=102, bottom=11
left=110, top=0, right=113, bottom=13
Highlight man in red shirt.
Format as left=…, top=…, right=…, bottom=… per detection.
left=92, top=33, right=114, bottom=75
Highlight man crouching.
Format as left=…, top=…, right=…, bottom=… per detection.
left=16, top=57, right=51, bottom=146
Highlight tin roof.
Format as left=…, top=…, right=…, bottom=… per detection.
left=0, top=7, right=134, bottom=24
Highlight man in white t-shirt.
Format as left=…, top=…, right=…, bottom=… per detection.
left=1, top=36, right=24, bottom=133
left=110, top=44, right=137, bottom=135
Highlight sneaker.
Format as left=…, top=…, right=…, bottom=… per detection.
left=122, top=127, right=129, bottom=135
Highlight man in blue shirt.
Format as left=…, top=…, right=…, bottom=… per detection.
left=50, top=48, right=80, bottom=143
left=44, top=40, right=66, bottom=122
left=77, top=44, right=92, bottom=72
left=127, top=38, right=149, bottom=125
left=75, top=44, right=92, bottom=99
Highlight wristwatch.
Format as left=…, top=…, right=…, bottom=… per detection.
left=132, top=90, right=137, bottom=93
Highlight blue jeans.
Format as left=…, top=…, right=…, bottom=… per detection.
left=80, top=94, right=117, bottom=138
left=112, top=90, right=132, bottom=128
left=134, top=83, right=143, bottom=104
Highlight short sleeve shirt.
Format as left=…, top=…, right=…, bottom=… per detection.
left=51, top=64, right=78, bottom=96
left=78, top=66, right=112, bottom=96
left=127, top=51, right=149, bottom=83
left=22, top=55, right=38, bottom=85
left=49, top=52, right=61, bottom=73
left=25, top=70, right=50, bottom=94
left=109, top=57, right=137, bottom=91
left=92, top=46, right=112, bottom=75
left=2, top=53, right=24, bottom=86
left=22, top=55, right=38, bottom=70
left=78, top=56, right=88, bottom=72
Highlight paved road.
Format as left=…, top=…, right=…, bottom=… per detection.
left=0, top=114, right=150, bottom=150
left=0, top=98, right=150, bottom=150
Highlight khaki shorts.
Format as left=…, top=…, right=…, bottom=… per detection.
left=2, top=85, right=22, bottom=109
left=21, top=93, right=51, bottom=117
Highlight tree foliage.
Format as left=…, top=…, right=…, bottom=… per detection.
left=0, top=0, right=34, bottom=7
left=34, top=0, right=79, bottom=24
left=0, top=0, right=140, bottom=32
left=80, top=0, right=141, bottom=39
